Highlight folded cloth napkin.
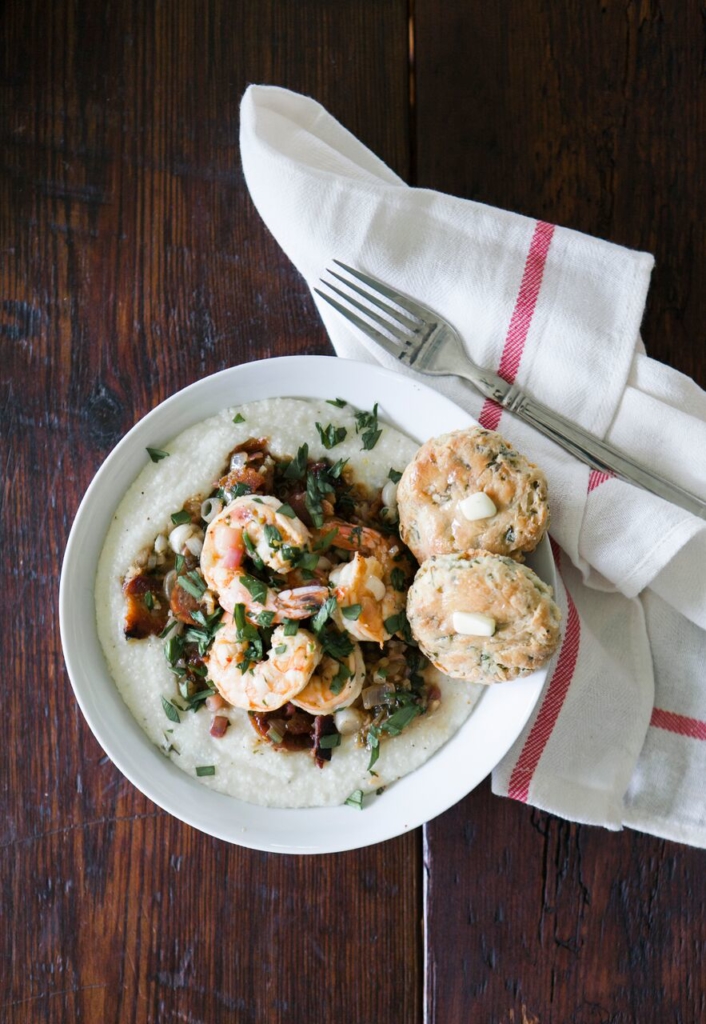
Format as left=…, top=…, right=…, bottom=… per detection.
left=240, top=84, right=706, bottom=847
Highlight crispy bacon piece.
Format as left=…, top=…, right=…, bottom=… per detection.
left=249, top=704, right=334, bottom=756
left=210, top=715, right=230, bottom=738
left=123, top=574, right=169, bottom=639
left=218, top=437, right=275, bottom=496
left=169, top=579, right=201, bottom=625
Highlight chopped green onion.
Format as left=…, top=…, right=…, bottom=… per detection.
left=277, top=503, right=296, bottom=519
left=147, top=447, right=169, bottom=462
left=232, top=412, right=246, bottom=424
left=256, top=610, right=275, bottom=628
left=274, top=644, right=287, bottom=655
left=382, top=704, right=421, bottom=736
left=177, top=571, right=207, bottom=600
left=239, top=574, right=268, bottom=604
left=267, top=727, right=284, bottom=744
left=318, top=733, right=341, bottom=749
left=161, top=696, right=181, bottom=723
left=283, top=619, right=299, bottom=637
left=313, top=527, right=339, bottom=552
left=345, top=789, right=364, bottom=810
left=283, top=444, right=308, bottom=481
left=312, top=596, right=337, bottom=633
left=384, top=611, right=407, bottom=636
left=171, top=509, right=192, bottom=526
left=329, top=661, right=352, bottom=695
left=326, top=397, right=347, bottom=408
left=144, top=590, right=154, bottom=611
left=390, top=568, right=406, bottom=592
left=341, top=604, right=362, bottom=621
left=355, top=403, right=382, bottom=450
left=388, top=468, right=402, bottom=483
left=264, top=524, right=282, bottom=548
left=195, top=765, right=216, bottom=777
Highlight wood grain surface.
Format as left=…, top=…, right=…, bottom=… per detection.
left=2, top=1, right=705, bottom=1022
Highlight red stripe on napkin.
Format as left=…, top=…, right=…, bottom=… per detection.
left=650, top=708, right=706, bottom=741
left=507, top=575, right=580, bottom=803
left=588, top=470, right=613, bottom=492
left=478, top=220, right=555, bottom=431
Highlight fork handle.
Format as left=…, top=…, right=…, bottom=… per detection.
left=504, top=393, right=706, bottom=520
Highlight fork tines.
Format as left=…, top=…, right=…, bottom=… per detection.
left=315, top=261, right=423, bottom=363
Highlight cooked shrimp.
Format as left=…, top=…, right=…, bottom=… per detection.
left=201, top=494, right=312, bottom=593
left=397, top=427, right=549, bottom=562
left=292, top=642, right=365, bottom=715
left=219, top=573, right=329, bottom=622
left=206, top=620, right=323, bottom=711
left=320, top=521, right=413, bottom=645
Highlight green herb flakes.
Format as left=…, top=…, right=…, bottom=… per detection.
left=147, top=447, right=169, bottom=463
left=161, top=696, right=181, bottom=723
left=171, top=509, right=192, bottom=526
left=283, top=619, right=299, bottom=637
left=240, top=574, right=268, bottom=605
left=274, top=644, right=287, bottom=655
left=326, top=397, right=347, bottom=408
left=345, top=789, right=364, bottom=810
left=177, top=571, right=207, bottom=601
left=316, top=421, right=347, bottom=449
left=329, top=661, right=352, bottom=695
left=195, top=765, right=216, bottom=777
left=144, top=590, right=154, bottom=611
left=341, top=603, right=362, bottom=621
left=388, top=468, right=402, bottom=483
left=354, top=403, right=382, bottom=450
left=277, top=503, right=296, bottom=519
left=283, top=443, right=308, bottom=481
left=232, top=413, right=246, bottom=424
left=318, top=733, right=341, bottom=750
left=390, top=568, right=406, bottom=592
left=267, top=727, right=284, bottom=745
left=311, top=595, right=337, bottom=633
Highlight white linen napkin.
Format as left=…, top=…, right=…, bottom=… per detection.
left=240, top=84, right=706, bottom=845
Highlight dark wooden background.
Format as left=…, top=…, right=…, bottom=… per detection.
left=3, top=2, right=706, bottom=1021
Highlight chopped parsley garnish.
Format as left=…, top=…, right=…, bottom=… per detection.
left=274, top=644, right=287, bottom=655
left=316, top=421, right=347, bottom=449
left=147, top=447, right=169, bottom=462
left=318, top=733, right=341, bottom=749
left=313, top=527, right=339, bottom=552
left=161, top=696, right=181, bottom=723
left=195, top=765, right=216, bottom=777
left=239, top=574, right=268, bottom=605
left=367, top=725, right=380, bottom=771
left=233, top=603, right=265, bottom=667
left=283, top=619, right=299, bottom=637
left=382, top=704, right=422, bottom=736
left=177, top=571, right=207, bottom=601
left=320, top=628, right=354, bottom=660
left=326, top=397, right=347, bottom=408
left=345, top=789, right=364, bottom=810
left=171, top=509, right=192, bottom=526
left=329, top=660, right=352, bottom=695
left=341, top=604, right=362, bottom=621
left=232, top=412, right=246, bottom=424
left=388, top=468, right=402, bottom=483
left=311, top=595, right=337, bottom=633
left=182, top=607, right=224, bottom=657
left=174, top=553, right=185, bottom=573
left=243, top=531, right=265, bottom=570
left=256, top=610, right=276, bottom=628
left=277, top=503, right=296, bottom=518
left=354, top=403, right=382, bottom=450
left=144, top=591, right=154, bottom=611
left=384, top=610, right=413, bottom=642
left=283, top=443, right=308, bottom=481
left=390, top=568, right=406, bottom=592
left=264, top=524, right=282, bottom=548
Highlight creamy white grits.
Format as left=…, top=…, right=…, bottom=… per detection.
left=95, top=398, right=482, bottom=808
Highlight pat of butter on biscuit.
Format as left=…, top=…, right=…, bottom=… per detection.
left=452, top=611, right=496, bottom=637
left=459, top=492, right=497, bottom=521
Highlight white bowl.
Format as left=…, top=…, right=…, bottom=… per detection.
left=60, top=356, right=554, bottom=854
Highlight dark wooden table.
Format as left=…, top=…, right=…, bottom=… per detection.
left=3, top=3, right=706, bottom=1021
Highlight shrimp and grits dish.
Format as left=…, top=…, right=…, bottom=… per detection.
left=95, top=398, right=560, bottom=809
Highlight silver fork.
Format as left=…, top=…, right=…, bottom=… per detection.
left=315, top=260, right=706, bottom=520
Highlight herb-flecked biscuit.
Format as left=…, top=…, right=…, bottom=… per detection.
left=397, top=427, right=549, bottom=561
left=406, top=551, right=561, bottom=683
